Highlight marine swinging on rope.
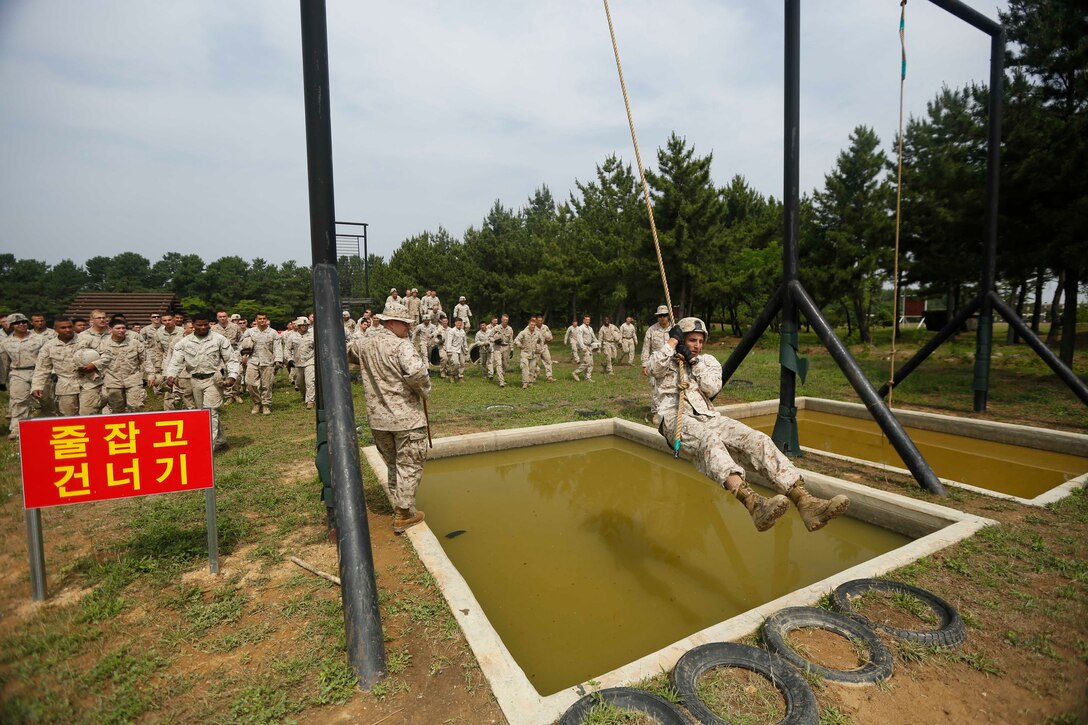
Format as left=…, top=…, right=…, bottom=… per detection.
left=648, top=317, right=850, bottom=532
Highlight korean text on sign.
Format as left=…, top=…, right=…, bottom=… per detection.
left=19, top=410, right=214, bottom=509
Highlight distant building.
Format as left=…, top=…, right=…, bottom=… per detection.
left=63, top=292, right=181, bottom=322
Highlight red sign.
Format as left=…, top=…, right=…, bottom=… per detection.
left=19, top=410, right=214, bottom=509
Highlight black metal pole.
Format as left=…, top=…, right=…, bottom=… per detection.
left=299, top=0, right=386, bottom=689
left=773, top=0, right=802, bottom=455
left=878, top=295, right=983, bottom=398
left=720, top=284, right=784, bottom=385
left=989, top=291, right=1088, bottom=407
left=791, top=282, right=947, bottom=496
left=971, top=30, right=1006, bottom=412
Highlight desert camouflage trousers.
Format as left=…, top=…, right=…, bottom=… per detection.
left=662, top=412, right=802, bottom=495
left=575, top=351, right=594, bottom=379
left=246, top=365, right=275, bottom=406
left=491, top=349, right=505, bottom=385
left=621, top=338, right=636, bottom=364
left=297, top=364, right=315, bottom=404
left=106, top=384, right=147, bottom=413
left=536, top=345, right=553, bottom=379
left=192, top=375, right=226, bottom=447
left=520, top=351, right=539, bottom=385
left=601, top=342, right=616, bottom=373
left=373, top=427, right=428, bottom=513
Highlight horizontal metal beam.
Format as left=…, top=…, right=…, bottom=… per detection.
left=927, top=0, right=1002, bottom=36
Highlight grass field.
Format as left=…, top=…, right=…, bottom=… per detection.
left=0, top=324, right=1085, bottom=723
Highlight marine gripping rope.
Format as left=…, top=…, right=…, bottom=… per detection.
left=602, top=0, right=689, bottom=458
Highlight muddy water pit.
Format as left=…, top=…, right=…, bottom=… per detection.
left=741, top=409, right=1087, bottom=499
left=416, top=436, right=909, bottom=696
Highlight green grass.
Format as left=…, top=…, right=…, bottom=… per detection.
left=0, top=328, right=1085, bottom=722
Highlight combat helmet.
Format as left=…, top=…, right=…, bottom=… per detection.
left=677, top=316, right=709, bottom=342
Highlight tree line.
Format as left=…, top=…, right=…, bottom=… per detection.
left=2, top=0, right=1081, bottom=358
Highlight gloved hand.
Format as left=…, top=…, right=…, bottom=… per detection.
left=674, top=341, right=697, bottom=366
left=668, top=324, right=684, bottom=344
left=287, top=361, right=295, bottom=371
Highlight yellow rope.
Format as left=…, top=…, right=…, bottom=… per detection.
left=889, top=0, right=908, bottom=408
left=602, top=0, right=687, bottom=455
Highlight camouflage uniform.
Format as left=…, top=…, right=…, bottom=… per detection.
left=496, top=322, right=514, bottom=373
left=406, top=294, right=421, bottom=329
left=473, top=327, right=493, bottom=378
left=453, top=301, right=472, bottom=327
left=444, top=326, right=469, bottom=381
left=29, top=325, right=57, bottom=415
left=1, top=330, right=47, bottom=438
left=32, top=335, right=81, bottom=417
left=358, top=326, right=431, bottom=514
left=434, top=322, right=449, bottom=378
left=154, top=325, right=184, bottom=409
left=75, top=328, right=111, bottom=415
left=564, top=323, right=581, bottom=364
left=165, top=330, right=240, bottom=448
left=649, top=343, right=801, bottom=495
left=241, top=326, right=283, bottom=410
left=164, top=329, right=196, bottom=410
left=598, top=322, right=621, bottom=374
left=620, top=321, right=638, bottom=365
left=514, top=325, right=544, bottom=388
left=102, top=332, right=152, bottom=413
left=282, top=326, right=301, bottom=390
left=574, top=323, right=598, bottom=380
left=411, top=320, right=437, bottom=364
left=294, top=328, right=316, bottom=406
left=536, top=323, right=555, bottom=381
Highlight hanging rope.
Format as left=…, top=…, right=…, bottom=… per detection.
left=888, top=0, right=908, bottom=408
left=602, top=0, right=688, bottom=456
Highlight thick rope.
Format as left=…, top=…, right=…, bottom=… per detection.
left=602, top=0, right=688, bottom=456
left=888, top=0, right=907, bottom=407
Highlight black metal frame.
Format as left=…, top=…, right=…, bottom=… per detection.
left=336, top=221, right=371, bottom=300
left=877, top=1, right=1088, bottom=410
left=299, top=0, right=386, bottom=689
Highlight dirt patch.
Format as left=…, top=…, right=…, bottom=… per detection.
left=787, top=627, right=864, bottom=670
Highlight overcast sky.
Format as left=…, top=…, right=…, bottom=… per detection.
left=0, top=0, right=1007, bottom=268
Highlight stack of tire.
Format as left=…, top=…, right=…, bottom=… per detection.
left=558, top=578, right=965, bottom=724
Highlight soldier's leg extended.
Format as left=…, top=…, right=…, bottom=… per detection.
left=714, top=416, right=849, bottom=531
left=372, top=428, right=428, bottom=528
left=602, top=344, right=614, bottom=373
left=678, top=415, right=789, bottom=532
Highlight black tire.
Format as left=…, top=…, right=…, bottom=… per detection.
left=830, top=578, right=967, bottom=649
left=761, top=606, right=893, bottom=685
left=557, top=687, right=688, bottom=725
left=670, top=642, right=818, bottom=725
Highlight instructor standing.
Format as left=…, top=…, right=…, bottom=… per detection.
left=358, top=301, right=432, bottom=533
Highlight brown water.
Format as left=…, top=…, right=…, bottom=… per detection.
left=744, top=410, right=1087, bottom=499
left=416, top=436, right=910, bottom=696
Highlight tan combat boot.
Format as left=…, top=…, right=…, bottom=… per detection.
left=733, top=481, right=789, bottom=532
left=787, top=482, right=850, bottom=532
left=262, top=405, right=272, bottom=416
left=250, top=404, right=260, bottom=415
left=393, top=507, right=425, bottom=534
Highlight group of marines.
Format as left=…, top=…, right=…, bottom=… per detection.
left=0, top=308, right=321, bottom=448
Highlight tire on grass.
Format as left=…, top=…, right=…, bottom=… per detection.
left=830, top=578, right=967, bottom=649
left=670, top=642, right=818, bottom=725
left=557, top=687, right=688, bottom=725
left=761, top=606, right=894, bottom=685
